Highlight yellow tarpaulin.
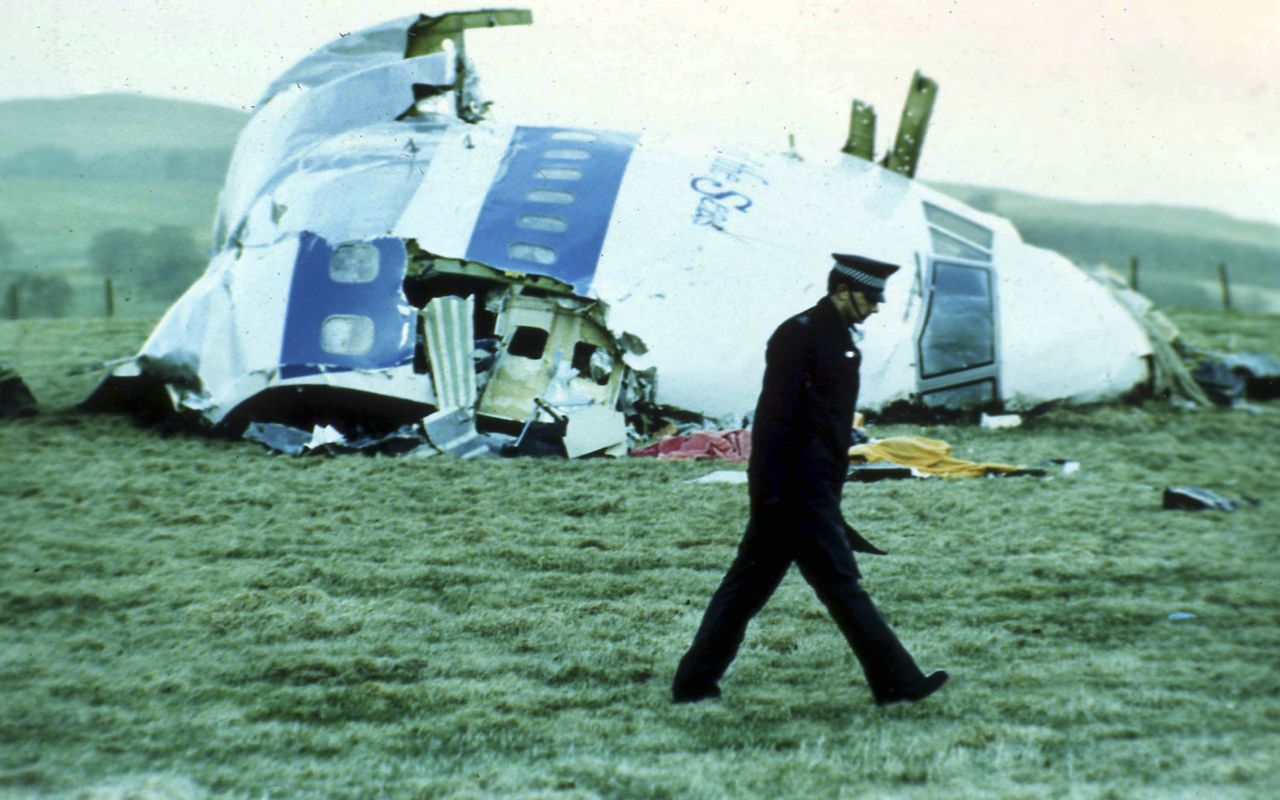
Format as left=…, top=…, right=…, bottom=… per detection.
left=849, top=436, right=1023, bottom=478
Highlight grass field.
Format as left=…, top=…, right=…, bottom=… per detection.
left=1, top=314, right=1278, bottom=799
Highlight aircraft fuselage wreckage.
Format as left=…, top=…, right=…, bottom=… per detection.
left=91, top=10, right=1173, bottom=457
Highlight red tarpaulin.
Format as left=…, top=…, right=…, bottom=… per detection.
left=630, top=429, right=752, bottom=462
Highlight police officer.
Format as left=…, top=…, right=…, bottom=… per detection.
left=671, top=253, right=948, bottom=706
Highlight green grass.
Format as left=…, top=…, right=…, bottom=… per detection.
left=2, top=317, right=1279, bottom=795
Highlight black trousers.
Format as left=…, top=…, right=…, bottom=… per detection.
left=673, top=499, right=926, bottom=700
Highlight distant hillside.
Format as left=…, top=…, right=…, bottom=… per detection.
left=932, top=183, right=1280, bottom=311
left=0, top=93, right=245, bottom=155
left=0, top=95, right=246, bottom=290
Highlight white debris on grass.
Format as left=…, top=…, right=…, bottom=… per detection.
left=687, top=470, right=749, bottom=484
left=980, top=412, right=1022, bottom=429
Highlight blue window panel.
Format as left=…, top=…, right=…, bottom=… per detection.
left=465, top=126, right=639, bottom=295
left=279, top=232, right=413, bottom=379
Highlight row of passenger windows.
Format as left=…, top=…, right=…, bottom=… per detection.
left=506, top=133, right=597, bottom=268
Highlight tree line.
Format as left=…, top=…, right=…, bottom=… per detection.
left=1, top=222, right=206, bottom=318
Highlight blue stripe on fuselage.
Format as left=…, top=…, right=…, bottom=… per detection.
left=279, top=232, right=413, bottom=379
left=464, top=126, right=638, bottom=295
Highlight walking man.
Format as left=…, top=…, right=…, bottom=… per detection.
left=671, top=253, right=948, bottom=706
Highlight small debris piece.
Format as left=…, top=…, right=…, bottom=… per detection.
left=1221, top=352, right=1280, bottom=399
left=687, top=470, right=749, bottom=485
left=307, top=424, right=346, bottom=450
left=1191, top=359, right=1246, bottom=405
left=1167, top=612, right=1197, bottom=621
left=0, top=364, right=37, bottom=418
left=991, top=467, right=1047, bottom=477
left=419, top=407, right=492, bottom=459
left=1047, top=459, right=1081, bottom=476
left=1162, top=486, right=1237, bottom=512
left=560, top=404, right=628, bottom=458
left=848, top=463, right=917, bottom=482
left=244, top=421, right=436, bottom=456
left=979, top=413, right=1022, bottom=429
left=243, top=422, right=312, bottom=455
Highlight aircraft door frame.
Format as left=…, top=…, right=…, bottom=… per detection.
left=914, top=255, right=1001, bottom=408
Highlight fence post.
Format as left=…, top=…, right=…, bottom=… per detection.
left=1218, top=262, right=1232, bottom=311
left=104, top=278, right=115, bottom=318
left=1128, top=256, right=1139, bottom=291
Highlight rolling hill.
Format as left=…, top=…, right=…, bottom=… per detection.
left=0, top=94, right=245, bottom=278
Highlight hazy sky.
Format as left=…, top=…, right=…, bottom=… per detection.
left=4, top=0, right=1277, bottom=226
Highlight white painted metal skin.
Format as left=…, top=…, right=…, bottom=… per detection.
left=122, top=14, right=1154, bottom=428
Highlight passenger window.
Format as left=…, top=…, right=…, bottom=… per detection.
left=329, top=242, right=380, bottom=283
left=320, top=315, right=375, bottom=355
left=508, top=242, right=558, bottom=265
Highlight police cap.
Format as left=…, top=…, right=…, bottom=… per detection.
left=830, top=253, right=900, bottom=304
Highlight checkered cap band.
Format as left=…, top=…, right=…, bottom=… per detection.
left=831, top=262, right=887, bottom=290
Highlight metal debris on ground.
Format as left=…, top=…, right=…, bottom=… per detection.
left=243, top=421, right=444, bottom=456
left=1161, top=486, right=1237, bottom=512
left=418, top=407, right=494, bottom=459
left=848, top=463, right=920, bottom=482
left=1191, top=359, right=1247, bottom=405
left=1166, top=612, right=1197, bottom=621
left=1188, top=350, right=1280, bottom=405
left=1220, top=352, right=1280, bottom=399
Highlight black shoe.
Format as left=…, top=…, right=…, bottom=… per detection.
left=874, top=670, right=948, bottom=707
left=672, top=682, right=721, bottom=704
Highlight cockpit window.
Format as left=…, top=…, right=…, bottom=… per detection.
left=929, top=228, right=991, bottom=263
left=919, top=262, right=995, bottom=377
left=923, top=202, right=993, bottom=250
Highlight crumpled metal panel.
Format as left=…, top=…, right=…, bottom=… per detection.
left=216, top=55, right=454, bottom=253
left=233, top=120, right=451, bottom=250
left=257, top=16, right=420, bottom=107
left=422, top=295, right=476, bottom=410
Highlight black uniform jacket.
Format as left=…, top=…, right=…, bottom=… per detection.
left=747, top=295, right=859, bottom=516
